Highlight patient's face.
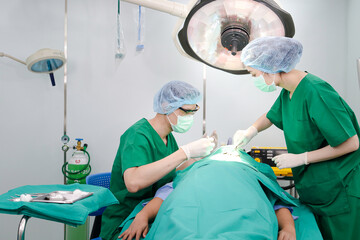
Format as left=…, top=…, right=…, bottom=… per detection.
left=205, top=146, right=257, bottom=170
left=210, top=147, right=241, bottom=161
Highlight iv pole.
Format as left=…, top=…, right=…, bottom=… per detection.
left=63, top=0, right=68, bottom=239
left=202, top=64, right=207, bottom=135
left=63, top=0, right=68, bottom=186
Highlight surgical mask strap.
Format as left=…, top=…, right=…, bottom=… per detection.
left=167, top=113, right=176, bottom=128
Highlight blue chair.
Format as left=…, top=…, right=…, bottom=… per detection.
left=86, top=172, right=112, bottom=240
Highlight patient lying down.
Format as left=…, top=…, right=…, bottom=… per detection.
left=119, top=182, right=296, bottom=240
left=118, top=146, right=322, bottom=240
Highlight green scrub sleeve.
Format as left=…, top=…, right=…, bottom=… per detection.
left=121, top=136, right=153, bottom=174
left=309, top=89, right=357, bottom=147
left=267, top=93, right=284, bottom=130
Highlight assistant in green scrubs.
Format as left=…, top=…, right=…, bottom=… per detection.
left=267, top=73, right=360, bottom=240
left=100, top=118, right=178, bottom=240
left=234, top=36, right=360, bottom=240
left=100, top=81, right=215, bottom=240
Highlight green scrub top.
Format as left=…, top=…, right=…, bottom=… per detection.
left=267, top=73, right=360, bottom=217
left=100, top=118, right=178, bottom=240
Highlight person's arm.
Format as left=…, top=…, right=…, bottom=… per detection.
left=125, top=137, right=215, bottom=193
left=177, top=158, right=196, bottom=170
left=275, top=207, right=296, bottom=240
left=124, top=149, right=186, bottom=193
left=274, top=135, right=359, bottom=169
left=233, top=113, right=273, bottom=148
left=253, top=113, right=273, bottom=132
left=303, top=85, right=359, bottom=165
left=307, top=135, right=359, bottom=164
left=118, top=197, right=163, bottom=240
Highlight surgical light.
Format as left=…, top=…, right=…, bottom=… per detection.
left=178, top=0, right=295, bottom=74
left=121, top=0, right=295, bottom=74
left=0, top=48, right=66, bottom=86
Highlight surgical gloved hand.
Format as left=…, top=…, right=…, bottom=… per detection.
left=233, top=126, right=258, bottom=148
left=272, top=153, right=308, bottom=169
left=181, top=137, right=215, bottom=160
left=203, top=131, right=218, bottom=150
left=210, top=131, right=218, bottom=149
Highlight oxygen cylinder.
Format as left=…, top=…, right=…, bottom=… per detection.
left=67, top=149, right=89, bottom=184
left=62, top=138, right=91, bottom=240
left=62, top=138, right=91, bottom=184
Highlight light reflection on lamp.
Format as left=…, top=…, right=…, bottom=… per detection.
left=178, top=0, right=295, bottom=74
left=0, top=48, right=66, bottom=86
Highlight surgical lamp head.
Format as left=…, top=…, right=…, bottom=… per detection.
left=177, top=0, right=296, bottom=75
left=153, top=80, right=201, bottom=115
left=241, top=36, right=303, bottom=74
left=26, top=49, right=65, bottom=74
left=0, top=48, right=65, bottom=86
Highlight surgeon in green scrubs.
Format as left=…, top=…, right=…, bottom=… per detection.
left=233, top=36, right=360, bottom=240
left=100, top=81, right=216, bottom=240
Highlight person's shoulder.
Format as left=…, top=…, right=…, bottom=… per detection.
left=303, top=73, right=338, bottom=97
left=122, top=118, right=151, bottom=138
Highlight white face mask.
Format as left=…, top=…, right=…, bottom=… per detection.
left=253, top=74, right=277, bottom=92
left=167, top=112, right=194, bottom=133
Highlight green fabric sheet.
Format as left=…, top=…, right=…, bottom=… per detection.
left=119, top=146, right=323, bottom=240
left=0, top=183, right=118, bottom=226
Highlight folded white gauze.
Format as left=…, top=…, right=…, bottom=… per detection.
left=49, top=193, right=65, bottom=201
left=19, top=194, right=32, bottom=202
left=73, top=189, right=88, bottom=197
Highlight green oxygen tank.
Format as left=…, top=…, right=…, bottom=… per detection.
left=63, top=138, right=91, bottom=184
left=66, top=219, right=90, bottom=240
left=62, top=138, right=91, bottom=240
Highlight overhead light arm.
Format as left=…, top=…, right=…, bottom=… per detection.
left=0, top=52, right=26, bottom=65
left=121, top=0, right=197, bottom=59
left=121, top=0, right=189, bottom=18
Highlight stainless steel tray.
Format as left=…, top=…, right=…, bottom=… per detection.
left=31, top=190, right=93, bottom=204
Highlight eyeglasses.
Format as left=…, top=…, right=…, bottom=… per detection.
left=179, top=104, right=200, bottom=114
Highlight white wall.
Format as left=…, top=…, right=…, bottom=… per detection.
left=0, top=0, right=352, bottom=239
left=346, top=0, right=360, bottom=118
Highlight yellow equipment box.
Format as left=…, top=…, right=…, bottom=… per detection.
left=249, top=147, right=293, bottom=177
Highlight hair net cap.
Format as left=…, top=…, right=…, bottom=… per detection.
left=153, top=81, right=201, bottom=114
left=241, top=36, right=303, bottom=74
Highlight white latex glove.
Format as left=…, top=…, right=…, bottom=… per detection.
left=272, top=153, right=308, bottom=169
left=210, top=131, right=218, bottom=149
left=233, top=126, right=258, bottom=148
left=181, top=137, right=215, bottom=160
left=203, top=131, right=218, bottom=150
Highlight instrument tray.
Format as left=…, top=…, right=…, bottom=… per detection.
left=31, top=190, right=93, bottom=204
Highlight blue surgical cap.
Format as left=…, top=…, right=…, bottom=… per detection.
left=153, top=81, right=201, bottom=114
left=241, top=36, right=303, bottom=74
